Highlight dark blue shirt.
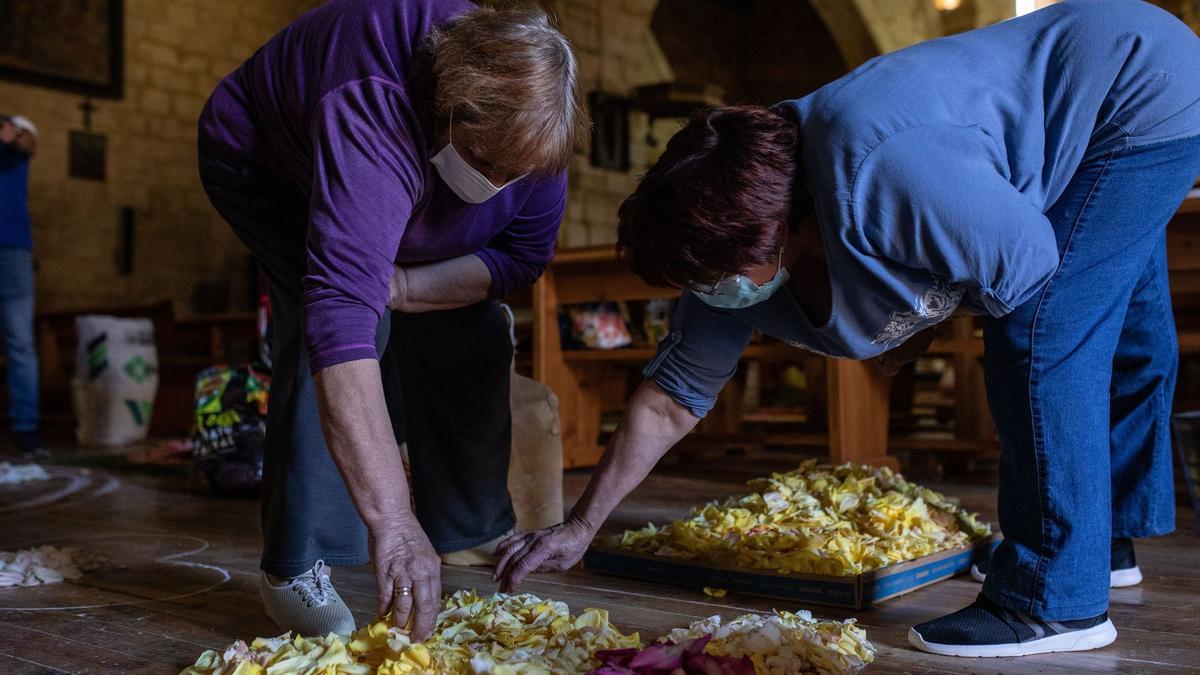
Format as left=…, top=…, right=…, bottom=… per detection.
left=0, top=142, right=32, bottom=250
left=647, top=0, right=1200, bottom=418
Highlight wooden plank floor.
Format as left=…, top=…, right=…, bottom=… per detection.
left=1, top=452, right=1197, bottom=674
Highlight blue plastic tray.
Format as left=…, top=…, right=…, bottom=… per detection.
left=584, top=533, right=1000, bottom=609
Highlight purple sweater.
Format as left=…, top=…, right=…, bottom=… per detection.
left=198, top=0, right=567, bottom=372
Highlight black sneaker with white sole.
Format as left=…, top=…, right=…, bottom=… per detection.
left=909, top=593, right=1117, bottom=657
left=971, top=537, right=1142, bottom=588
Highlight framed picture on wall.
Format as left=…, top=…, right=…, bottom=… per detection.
left=0, top=0, right=124, bottom=99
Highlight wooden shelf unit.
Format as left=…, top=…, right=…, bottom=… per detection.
left=532, top=246, right=997, bottom=468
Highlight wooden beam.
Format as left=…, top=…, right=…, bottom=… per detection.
left=534, top=268, right=606, bottom=468
left=826, top=359, right=897, bottom=470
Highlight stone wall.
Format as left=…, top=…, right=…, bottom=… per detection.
left=14, top=0, right=1191, bottom=306
left=1147, top=0, right=1200, bottom=32
left=547, top=0, right=1023, bottom=250
left=652, top=0, right=849, bottom=107
left=2, top=0, right=317, bottom=313
left=543, top=0, right=673, bottom=248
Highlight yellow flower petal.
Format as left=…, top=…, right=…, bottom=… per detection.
left=617, top=461, right=990, bottom=576
left=182, top=590, right=641, bottom=675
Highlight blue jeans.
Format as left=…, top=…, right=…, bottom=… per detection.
left=0, top=246, right=39, bottom=433
left=982, top=135, right=1200, bottom=621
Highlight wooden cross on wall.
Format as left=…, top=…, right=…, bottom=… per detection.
left=79, top=99, right=96, bottom=130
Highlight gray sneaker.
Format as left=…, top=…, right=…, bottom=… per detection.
left=258, top=560, right=356, bottom=636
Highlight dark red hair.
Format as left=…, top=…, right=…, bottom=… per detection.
left=617, top=105, right=799, bottom=289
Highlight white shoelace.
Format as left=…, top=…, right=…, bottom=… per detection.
left=290, top=561, right=333, bottom=607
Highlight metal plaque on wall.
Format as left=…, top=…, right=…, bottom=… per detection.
left=69, top=130, right=107, bottom=181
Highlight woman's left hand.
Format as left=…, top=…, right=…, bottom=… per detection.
left=492, top=518, right=595, bottom=592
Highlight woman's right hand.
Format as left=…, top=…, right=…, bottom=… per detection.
left=368, top=513, right=442, bottom=640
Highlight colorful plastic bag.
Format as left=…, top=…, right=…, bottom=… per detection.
left=192, top=365, right=270, bottom=496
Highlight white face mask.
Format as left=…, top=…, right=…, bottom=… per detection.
left=431, top=128, right=523, bottom=203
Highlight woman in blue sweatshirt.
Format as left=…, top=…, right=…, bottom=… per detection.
left=496, top=0, right=1200, bottom=657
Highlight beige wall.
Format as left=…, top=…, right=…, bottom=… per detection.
left=543, top=0, right=673, bottom=248
left=548, top=0, right=1025, bottom=250
left=13, top=0, right=1195, bottom=308
left=1147, top=0, right=1200, bottom=32
left=3, top=0, right=316, bottom=313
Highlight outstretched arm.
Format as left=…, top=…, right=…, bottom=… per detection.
left=314, top=359, right=442, bottom=639
left=493, top=380, right=699, bottom=590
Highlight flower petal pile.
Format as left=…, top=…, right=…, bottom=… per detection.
left=180, top=590, right=641, bottom=675
left=0, top=545, right=104, bottom=587
left=665, top=611, right=875, bottom=674
left=617, top=461, right=991, bottom=576
left=0, top=461, right=50, bottom=485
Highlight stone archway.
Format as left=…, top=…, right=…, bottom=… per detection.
left=807, top=0, right=884, bottom=69
left=648, top=0, right=884, bottom=105
left=650, top=0, right=859, bottom=106
left=542, top=0, right=890, bottom=246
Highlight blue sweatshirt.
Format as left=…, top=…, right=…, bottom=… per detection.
left=648, top=0, right=1200, bottom=418
left=0, top=140, right=32, bottom=250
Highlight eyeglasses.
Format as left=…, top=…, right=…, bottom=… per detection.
left=686, top=246, right=785, bottom=296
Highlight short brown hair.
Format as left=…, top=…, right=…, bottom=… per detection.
left=426, top=6, right=586, bottom=177
left=617, top=105, right=799, bottom=289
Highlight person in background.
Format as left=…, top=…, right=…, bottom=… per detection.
left=496, top=0, right=1200, bottom=659
left=198, top=0, right=583, bottom=639
left=0, top=114, right=46, bottom=459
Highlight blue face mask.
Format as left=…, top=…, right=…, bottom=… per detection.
left=692, top=251, right=790, bottom=310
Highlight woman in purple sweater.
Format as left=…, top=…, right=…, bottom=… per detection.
left=197, top=0, right=583, bottom=638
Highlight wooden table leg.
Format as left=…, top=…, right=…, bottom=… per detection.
left=952, top=318, right=997, bottom=445
left=825, top=358, right=898, bottom=470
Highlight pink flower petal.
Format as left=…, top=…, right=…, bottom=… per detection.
left=595, top=647, right=640, bottom=667
left=682, top=635, right=712, bottom=659
left=685, top=653, right=756, bottom=675
left=628, top=641, right=685, bottom=670
left=592, top=634, right=750, bottom=675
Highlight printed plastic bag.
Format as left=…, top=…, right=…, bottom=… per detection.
left=192, top=365, right=270, bottom=496
left=72, top=315, right=159, bottom=446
